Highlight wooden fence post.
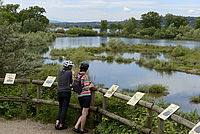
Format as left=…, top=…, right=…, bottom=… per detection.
left=22, top=83, right=28, bottom=117
left=89, top=90, right=95, bottom=127
left=102, top=95, right=107, bottom=121
left=36, top=84, right=42, bottom=115
left=146, top=108, right=153, bottom=129
left=157, top=118, right=164, bottom=134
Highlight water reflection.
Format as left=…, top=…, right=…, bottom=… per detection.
left=89, top=60, right=200, bottom=113
left=51, top=37, right=200, bottom=49
left=94, top=52, right=169, bottom=61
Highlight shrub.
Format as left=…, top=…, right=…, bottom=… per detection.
left=190, top=96, right=200, bottom=103
left=137, top=84, right=168, bottom=93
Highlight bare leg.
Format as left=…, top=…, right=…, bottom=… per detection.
left=75, top=116, right=82, bottom=129
left=80, top=108, right=89, bottom=131
left=74, top=108, right=89, bottom=130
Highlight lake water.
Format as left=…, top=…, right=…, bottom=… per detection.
left=51, top=36, right=200, bottom=49
left=44, top=37, right=200, bottom=113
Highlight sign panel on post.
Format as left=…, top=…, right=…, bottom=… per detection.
left=189, top=122, right=200, bottom=134
left=127, top=92, right=145, bottom=106
left=158, top=104, right=180, bottom=120
left=42, top=76, right=56, bottom=87
left=3, top=73, right=16, bottom=84
left=104, top=85, right=119, bottom=98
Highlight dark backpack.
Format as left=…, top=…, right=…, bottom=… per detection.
left=72, top=74, right=84, bottom=94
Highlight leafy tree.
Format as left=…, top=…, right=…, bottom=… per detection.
left=123, top=17, right=138, bottom=35
left=140, top=27, right=157, bottom=36
left=0, top=22, right=41, bottom=77
left=165, top=14, right=188, bottom=28
left=117, top=22, right=123, bottom=32
left=109, top=23, right=117, bottom=33
left=0, top=4, right=20, bottom=24
left=174, top=16, right=188, bottom=28
left=20, top=6, right=49, bottom=32
left=165, top=23, right=177, bottom=38
left=165, top=13, right=175, bottom=27
left=100, top=20, right=108, bottom=33
left=195, top=17, right=200, bottom=29
left=18, top=9, right=29, bottom=27
left=89, top=25, right=93, bottom=29
left=140, top=11, right=162, bottom=29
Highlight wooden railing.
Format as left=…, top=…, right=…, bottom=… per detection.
left=0, top=78, right=196, bottom=134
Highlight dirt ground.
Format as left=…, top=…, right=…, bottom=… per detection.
left=0, top=118, right=94, bottom=134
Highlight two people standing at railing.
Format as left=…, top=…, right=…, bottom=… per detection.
left=55, top=60, right=94, bottom=134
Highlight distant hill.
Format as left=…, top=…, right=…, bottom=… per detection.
left=50, top=16, right=199, bottom=26
left=49, top=20, right=62, bottom=23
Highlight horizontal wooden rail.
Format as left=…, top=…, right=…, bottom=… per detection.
left=98, top=88, right=195, bottom=129
left=0, top=97, right=29, bottom=102
left=0, top=78, right=30, bottom=84
left=31, top=98, right=153, bottom=134
left=32, top=80, right=58, bottom=86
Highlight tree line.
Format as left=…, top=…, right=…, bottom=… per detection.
left=100, top=11, right=200, bottom=40
left=0, top=1, right=49, bottom=33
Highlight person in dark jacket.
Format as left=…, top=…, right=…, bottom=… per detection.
left=55, top=60, right=74, bottom=130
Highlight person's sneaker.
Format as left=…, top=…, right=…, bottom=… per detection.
left=55, top=124, right=59, bottom=130
left=72, top=127, right=80, bottom=133
left=80, top=129, right=89, bottom=133
left=58, top=125, right=68, bottom=130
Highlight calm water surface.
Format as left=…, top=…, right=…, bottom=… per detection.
left=51, top=36, right=200, bottom=49
left=44, top=37, right=200, bottom=113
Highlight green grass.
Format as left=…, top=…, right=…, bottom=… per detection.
left=190, top=96, right=200, bottom=103
left=137, top=84, right=168, bottom=93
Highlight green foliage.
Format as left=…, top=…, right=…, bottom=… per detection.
left=140, top=26, right=157, bottom=36
left=106, top=38, right=126, bottom=50
left=109, top=23, right=117, bottom=33
left=137, top=84, right=168, bottom=93
left=24, top=31, right=56, bottom=46
left=100, top=20, right=108, bottom=33
left=165, top=23, right=178, bottom=38
left=0, top=2, right=49, bottom=32
left=0, top=22, right=43, bottom=77
left=140, top=11, right=162, bottom=29
left=195, top=17, right=200, bottom=29
left=66, top=27, right=97, bottom=36
left=171, top=45, right=186, bottom=57
left=55, top=28, right=65, bottom=33
left=0, top=4, right=20, bottom=24
left=190, top=96, right=200, bottom=103
left=123, top=17, right=138, bottom=35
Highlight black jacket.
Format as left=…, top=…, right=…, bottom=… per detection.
left=57, top=69, right=72, bottom=93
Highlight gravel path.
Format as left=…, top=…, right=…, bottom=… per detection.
left=0, top=118, right=94, bottom=134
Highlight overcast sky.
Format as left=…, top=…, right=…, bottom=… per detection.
left=4, top=0, right=200, bottom=22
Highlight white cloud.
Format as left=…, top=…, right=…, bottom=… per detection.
left=124, top=7, right=131, bottom=12
left=187, top=9, right=200, bottom=15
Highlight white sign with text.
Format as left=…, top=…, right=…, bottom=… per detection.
left=42, top=76, right=56, bottom=87
left=104, top=85, right=119, bottom=98
left=127, top=92, right=145, bottom=106
left=3, top=73, right=16, bottom=84
left=158, top=104, right=180, bottom=120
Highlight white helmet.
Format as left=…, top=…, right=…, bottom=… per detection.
left=63, top=60, right=74, bottom=67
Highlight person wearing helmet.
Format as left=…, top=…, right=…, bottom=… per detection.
left=73, top=62, right=94, bottom=134
left=55, top=60, right=74, bottom=130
